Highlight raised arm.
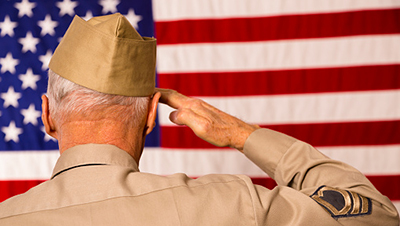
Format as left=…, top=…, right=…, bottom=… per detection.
left=156, top=88, right=399, bottom=225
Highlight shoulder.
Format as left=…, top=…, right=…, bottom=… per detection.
left=0, top=180, right=53, bottom=219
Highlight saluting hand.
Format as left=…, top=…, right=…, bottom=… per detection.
left=156, top=88, right=259, bottom=152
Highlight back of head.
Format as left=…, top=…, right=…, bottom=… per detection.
left=46, top=70, right=149, bottom=129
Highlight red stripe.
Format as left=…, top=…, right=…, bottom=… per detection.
left=161, top=121, right=400, bottom=148
left=156, top=9, right=400, bottom=45
left=0, top=180, right=45, bottom=202
left=269, top=121, right=400, bottom=147
left=158, top=65, right=400, bottom=96
left=367, top=175, right=400, bottom=201
left=251, top=175, right=400, bottom=201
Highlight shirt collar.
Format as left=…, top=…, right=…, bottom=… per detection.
left=51, top=144, right=139, bottom=179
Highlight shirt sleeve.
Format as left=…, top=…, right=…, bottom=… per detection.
left=242, top=128, right=399, bottom=226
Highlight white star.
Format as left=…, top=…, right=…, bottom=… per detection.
left=21, top=104, right=41, bottom=125
left=14, top=0, right=36, bottom=18
left=1, top=86, right=22, bottom=108
left=38, top=14, right=58, bottom=36
left=0, top=15, right=18, bottom=37
left=124, top=9, right=142, bottom=29
left=99, top=0, right=120, bottom=14
left=39, top=50, right=53, bottom=71
left=41, top=126, right=57, bottom=142
left=82, top=10, right=93, bottom=21
left=2, top=121, right=23, bottom=143
left=0, top=53, right=19, bottom=74
left=18, top=31, right=40, bottom=53
left=56, top=0, right=78, bottom=17
left=19, top=68, right=40, bottom=90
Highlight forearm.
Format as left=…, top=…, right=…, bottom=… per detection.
left=243, top=128, right=399, bottom=225
left=244, top=129, right=374, bottom=190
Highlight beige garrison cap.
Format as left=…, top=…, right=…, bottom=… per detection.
left=49, top=13, right=156, bottom=97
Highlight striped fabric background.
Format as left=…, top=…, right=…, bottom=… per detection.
left=0, top=0, right=399, bottom=215
left=150, top=0, right=400, bottom=213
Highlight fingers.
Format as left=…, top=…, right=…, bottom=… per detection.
left=155, top=88, right=188, bottom=110
left=156, top=88, right=199, bottom=127
left=169, top=107, right=204, bottom=128
left=157, top=88, right=219, bottom=128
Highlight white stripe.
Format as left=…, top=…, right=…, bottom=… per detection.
left=318, top=145, right=400, bottom=176
left=158, top=90, right=400, bottom=126
left=153, top=0, right=400, bottom=21
left=157, top=35, right=400, bottom=73
left=1, top=145, right=399, bottom=180
left=0, top=151, right=59, bottom=180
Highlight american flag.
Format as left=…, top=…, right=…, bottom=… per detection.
left=0, top=0, right=399, bottom=214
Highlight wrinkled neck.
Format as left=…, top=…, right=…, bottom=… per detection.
left=58, top=119, right=145, bottom=164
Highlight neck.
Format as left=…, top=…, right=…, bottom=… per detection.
left=58, top=119, right=145, bottom=164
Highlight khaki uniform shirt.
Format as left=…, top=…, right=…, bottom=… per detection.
left=0, top=129, right=398, bottom=225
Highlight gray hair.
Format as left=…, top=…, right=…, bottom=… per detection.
left=46, top=70, right=150, bottom=128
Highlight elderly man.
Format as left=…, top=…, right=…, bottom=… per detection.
left=0, top=13, right=398, bottom=225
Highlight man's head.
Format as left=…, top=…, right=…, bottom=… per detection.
left=41, top=13, right=159, bottom=161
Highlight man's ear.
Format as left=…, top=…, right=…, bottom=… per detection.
left=41, top=95, right=58, bottom=139
left=145, top=92, right=161, bottom=135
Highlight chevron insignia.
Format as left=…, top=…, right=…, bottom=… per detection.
left=310, top=186, right=372, bottom=218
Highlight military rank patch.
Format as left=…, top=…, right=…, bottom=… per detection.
left=310, top=186, right=372, bottom=218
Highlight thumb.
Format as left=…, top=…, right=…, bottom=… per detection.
left=169, top=110, right=184, bottom=125
left=169, top=108, right=199, bottom=128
